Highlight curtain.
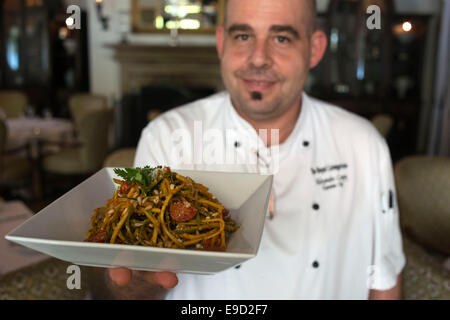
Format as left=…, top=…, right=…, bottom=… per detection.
left=428, top=0, right=450, bottom=156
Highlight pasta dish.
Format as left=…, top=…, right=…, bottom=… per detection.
left=85, top=166, right=239, bottom=251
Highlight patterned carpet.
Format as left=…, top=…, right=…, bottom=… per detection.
left=402, top=235, right=450, bottom=300
left=0, top=235, right=448, bottom=300
left=0, top=258, right=88, bottom=300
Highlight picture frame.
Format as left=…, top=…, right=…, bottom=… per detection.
left=131, top=0, right=225, bottom=34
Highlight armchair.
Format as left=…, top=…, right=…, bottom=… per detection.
left=69, top=94, right=107, bottom=127
left=42, top=108, right=113, bottom=175
left=0, top=91, right=28, bottom=118
left=371, top=114, right=394, bottom=139
left=103, top=148, right=136, bottom=168
left=0, top=118, right=32, bottom=193
left=394, top=156, right=450, bottom=299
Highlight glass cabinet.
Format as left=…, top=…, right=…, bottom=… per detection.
left=1, top=0, right=49, bottom=87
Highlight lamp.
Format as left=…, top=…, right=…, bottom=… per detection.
left=95, top=0, right=109, bottom=30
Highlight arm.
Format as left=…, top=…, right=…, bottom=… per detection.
left=369, top=273, right=402, bottom=300
left=368, top=130, right=406, bottom=300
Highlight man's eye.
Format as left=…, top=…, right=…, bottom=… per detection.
left=276, top=36, right=290, bottom=43
left=235, top=34, right=249, bottom=41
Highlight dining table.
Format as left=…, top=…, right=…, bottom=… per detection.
left=4, top=116, right=76, bottom=200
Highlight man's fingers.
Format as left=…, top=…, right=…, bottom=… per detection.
left=108, top=267, right=132, bottom=286
left=144, top=271, right=179, bottom=289
left=108, top=267, right=178, bottom=289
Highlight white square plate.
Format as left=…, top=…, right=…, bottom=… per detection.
left=5, top=168, right=273, bottom=274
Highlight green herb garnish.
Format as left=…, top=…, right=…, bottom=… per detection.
left=113, top=166, right=161, bottom=187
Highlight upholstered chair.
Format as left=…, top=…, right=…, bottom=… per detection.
left=103, top=148, right=136, bottom=168
left=43, top=108, right=112, bottom=175
left=371, top=114, right=394, bottom=138
left=69, top=94, right=107, bottom=127
left=395, top=156, right=450, bottom=299
left=0, top=90, right=28, bottom=118
left=0, top=118, right=31, bottom=189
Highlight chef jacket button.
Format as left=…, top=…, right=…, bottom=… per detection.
left=312, top=261, right=320, bottom=268
left=303, top=141, right=310, bottom=147
left=235, top=265, right=241, bottom=269
left=234, top=141, right=241, bottom=148
left=312, top=203, right=320, bottom=210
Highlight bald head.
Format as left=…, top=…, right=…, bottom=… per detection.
left=223, top=0, right=317, bottom=36
left=306, top=0, right=317, bottom=34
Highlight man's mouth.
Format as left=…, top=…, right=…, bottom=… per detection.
left=242, top=79, right=277, bottom=91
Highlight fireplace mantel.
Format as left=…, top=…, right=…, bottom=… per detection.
left=107, top=44, right=224, bottom=95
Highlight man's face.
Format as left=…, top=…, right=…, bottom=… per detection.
left=217, top=0, right=315, bottom=121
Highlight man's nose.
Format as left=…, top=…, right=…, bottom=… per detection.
left=248, top=40, right=273, bottom=69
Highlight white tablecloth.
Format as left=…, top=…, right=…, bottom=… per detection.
left=0, top=201, right=49, bottom=275
left=5, top=117, right=75, bottom=152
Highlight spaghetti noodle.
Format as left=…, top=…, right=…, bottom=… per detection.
left=85, top=166, right=239, bottom=251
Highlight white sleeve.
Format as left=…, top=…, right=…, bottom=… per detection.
left=369, top=134, right=406, bottom=291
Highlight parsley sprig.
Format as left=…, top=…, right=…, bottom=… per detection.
left=113, top=166, right=160, bottom=187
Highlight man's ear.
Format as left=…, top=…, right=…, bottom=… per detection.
left=309, top=30, right=328, bottom=69
left=216, top=24, right=225, bottom=60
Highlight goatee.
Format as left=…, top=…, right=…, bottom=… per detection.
left=251, top=91, right=263, bottom=100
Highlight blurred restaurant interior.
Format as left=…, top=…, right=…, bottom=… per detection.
left=0, top=0, right=449, bottom=299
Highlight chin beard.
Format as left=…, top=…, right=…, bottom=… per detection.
left=251, top=91, right=263, bottom=100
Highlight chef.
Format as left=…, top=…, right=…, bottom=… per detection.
left=103, top=0, right=405, bottom=299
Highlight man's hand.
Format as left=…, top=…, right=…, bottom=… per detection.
left=90, top=267, right=179, bottom=300
left=109, top=268, right=178, bottom=288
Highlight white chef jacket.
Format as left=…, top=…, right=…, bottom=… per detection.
left=134, top=91, right=406, bottom=299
